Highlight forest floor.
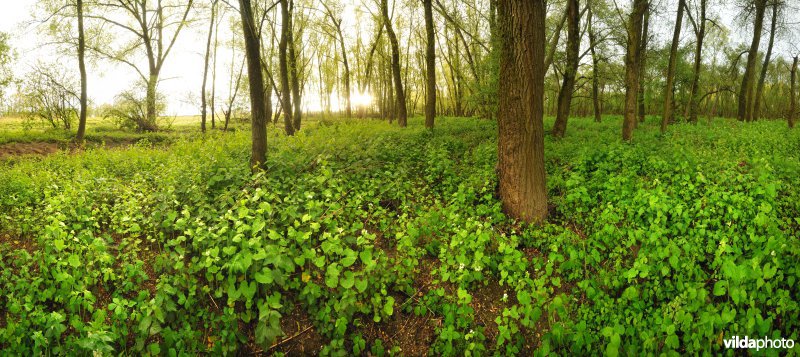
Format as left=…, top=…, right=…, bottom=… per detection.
left=1, top=116, right=799, bottom=355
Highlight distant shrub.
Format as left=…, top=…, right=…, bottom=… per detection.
left=18, top=64, right=79, bottom=130
left=102, top=89, right=167, bottom=132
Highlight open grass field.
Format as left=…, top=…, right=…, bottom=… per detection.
left=1, top=116, right=799, bottom=355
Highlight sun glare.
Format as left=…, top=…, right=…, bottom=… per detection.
left=352, top=92, right=374, bottom=107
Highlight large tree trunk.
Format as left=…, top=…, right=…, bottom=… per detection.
left=145, top=74, right=159, bottom=131
left=637, top=6, right=650, bottom=123
left=239, top=0, right=269, bottom=171
left=552, top=0, right=579, bottom=138
left=497, top=0, right=548, bottom=223
left=201, top=0, right=217, bottom=133
left=688, top=0, right=706, bottom=123
left=76, top=0, right=88, bottom=142
left=753, top=0, right=777, bottom=121
left=662, top=0, right=684, bottom=132
left=588, top=6, right=602, bottom=123
left=381, top=0, right=407, bottom=127
left=338, top=29, right=352, bottom=118
left=288, top=0, right=302, bottom=131
left=424, top=0, right=436, bottom=129
left=623, top=0, right=647, bottom=141
left=738, top=0, right=767, bottom=121
left=279, top=0, right=294, bottom=135
left=790, top=56, right=797, bottom=129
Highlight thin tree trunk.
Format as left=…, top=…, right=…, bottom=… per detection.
left=382, top=0, right=407, bottom=127
left=738, top=0, right=767, bottom=121
left=623, top=0, right=647, bottom=141
left=637, top=6, right=650, bottom=123
left=288, top=0, right=302, bottom=130
left=76, top=0, right=88, bottom=142
left=279, top=0, right=294, bottom=135
left=497, top=0, right=548, bottom=223
left=662, top=0, right=685, bottom=132
left=239, top=0, right=268, bottom=171
left=753, top=0, right=777, bottom=121
left=688, top=0, right=706, bottom=123
left=790, top=56, right=797, bottom=129
left=552, top=0, right=579, bottom=138
left=424, top=0, right=436, bottom=129
left=588, top=5, right=602, bottom=123
left=201, top=0, right=217, bottom=133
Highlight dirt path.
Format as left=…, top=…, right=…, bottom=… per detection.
left=0, top=142, right=61, bottom=160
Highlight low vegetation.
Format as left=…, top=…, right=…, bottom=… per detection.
left=1, top=117, right=798, bottom=355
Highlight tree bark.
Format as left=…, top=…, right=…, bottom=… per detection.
left=552, top=0, right=579, bottom=138
left=662, top=0, right=685, bottom=132
left=790, top=56, right=797, bottom=129
left=753, top=0, right=777, bottom=121
left=623, top=0, right=647, bottom=141
left=588, top=5, right=602, bottom=123
left=201, top=0, right=217, bottom=133
left=424, top=0, right=436, bottom=129
left=279, top=0, right=294, bottom=135
left=76, top=0, right=88, bottom=142
left=688, top=0, right=706, bottom=123
left=382, top=0, right=408, bottom=127
left=637, top=5, right=650, bottom=123
left=239, top=0, right=269, bottom=171
left=497, top=0, right=548, bottom=223
left=738, top=0, right=767, bottom=121
left=288, top=0, right=302, bottom=130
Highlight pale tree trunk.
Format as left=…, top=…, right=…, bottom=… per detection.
left=662, top=0, right=685, bottom=132
left=382, top=0, right=407, bottom=127
left=201, top=0, right=217, bottom=133
left=753, top=0, right=777, bottom=121
left=623, top=0, right=647, bottom=141
left=738, top=0, right=767, bottom=121
left=552, top=0, right=579, bottom=138
left=239, top=0, right=269, bottom=171
left=76, top=0, right=88, bottom=142
left=424, top=0, right=436, bottom=129
left=497, top=0, right=548, bottom=223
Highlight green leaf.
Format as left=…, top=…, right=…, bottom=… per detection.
left=383, top=296, right=395, bottom=316
left=340, top=271, right=355, bottom=289
left=341, top=249, right=358, bottom=267
left=53, top=239, right=65, bottom=252
left=713, top=280, right=727, bottom=296
left=355, top=278, right=368, bottom=292
left=325, top=263, right=340, bottom=288
left=68, top=255, right=81, bottom=268
left=255, top=269, right=274, bottom=284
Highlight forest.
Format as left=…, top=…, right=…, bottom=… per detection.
left=0, top=0, right=799, bottom=355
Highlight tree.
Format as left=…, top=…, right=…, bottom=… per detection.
left=90, top=0, right=194, bottom=130
left=662, top=0, right=685, bottom=131
left=497, top=0, right=548, bottom=223
left=622, top=0, right=647, bottom=141
left=20, top=64, right=80, bottom=130
left=279, top=0, right=295, bottom=135
left=201, top=0, right=219, bottom=133
left=752, top=0, right=779, bottom=120
left=552, top=0, right=580, bottom=138
left=381, top=0, right=408, bottom=127
left=320, top=0, right=352, bottom=118
left=636, top=3, right=650, bottom=123
left=239, top=0, right=269, bottom=171
left=790, top=55, right=797, bottom=128
left=423, top=0, right=436, bottom=129
left=737, top=0, right=767, bottom=122
left=288, top=0, right=302, bottom=131
left=588, top=4, right=602, bottom=123
left=686, top=0, right=708, bottom=123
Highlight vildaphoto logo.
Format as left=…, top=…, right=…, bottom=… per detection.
left=723, top=335, right=795, bottom=351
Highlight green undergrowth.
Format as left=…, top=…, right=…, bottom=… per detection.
left=0, top=116, right=798, bottom=355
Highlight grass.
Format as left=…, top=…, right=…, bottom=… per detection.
left=0, top=115, right=799, bottom=355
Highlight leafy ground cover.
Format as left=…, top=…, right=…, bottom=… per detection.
left=1, top=117, right=798, bottom=355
